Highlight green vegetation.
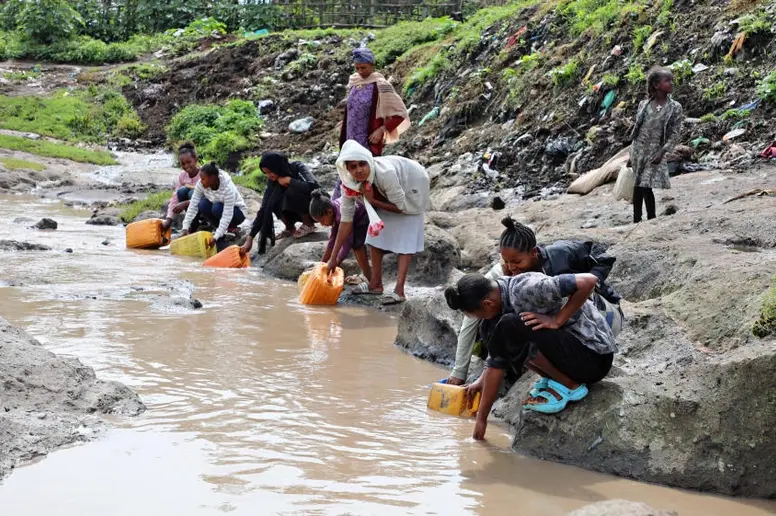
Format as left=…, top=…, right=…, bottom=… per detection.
left=753, top=277, right=776, bottom=338
left=559, top=0, right=647, bottom=36
left=109, top=62, right=168, bottom=88
left=721, top=108, right=751, bottom=120
left=232, top=156, right=268, bottom=193
left=2, top=69, right=40, bottom=81
left=518, top=51, right=545, bottom=71
left=699, top=113, right=717, bottom=123
left=633, top=25, right=652, bottom=53
left=548, top=58, right=579, bottom=88
left=0, top=156, right=45, bottom=171
left=738, top=9, right=773, bottom=36
left=668, top=59, right=692, bottom=84
left=656, top=0, right=674, bottom=27
left=756, top=71, right=776, bottom=103
left=452, top=0, right=540, bottom=55
left=626, top=62, right=646, bottom=85
left=0, top=134, right=116, bottom=164
left=0, top=86, right=143, bottom=142
left=602, top=73, right=620, bottom=86
left=404, top=53, right=451, bottom=94
left=369, top=17, right=458, bottom=66
left=119, top=191, right=170, bottom=223
left=702, top=81, right=727, bottom=101
left=166, top=99, right=262, bottom=168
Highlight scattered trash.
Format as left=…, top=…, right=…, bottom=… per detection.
left=692, top=63, right=710, bottom=73
left=289, top=116, right=313, bottom=134
left=600, top=90, right=617, bottom=115
left=760, top=141, right=776, bottom=159
left=722, top=128, right=746, bottom=141
left=258, top=99, right=275, bottom=115
left=610, top=45, right=623, bottom=56
left=544, top=137, right=577, bottom=158
left=587, top=435, right=604, bottom=452
left=727, top=32, right=746, bottom=60
left=418, top=106, right=440, bottom=126
left=644, top=31, right=665, bottom=53
left=505, top=26, right=528, bottom=49
left=724, top=188, right=776, bottom=204
left=612, top=164, right=635, bottom=202
left=516, top=133, right=534, bottom=145
left=592, top=81, right=604, bottom=93
left=244, top=29, right=269, bottom=37
left=737, top=99, right=760, bottom=112
left=582, top=64, right=597, bottom=85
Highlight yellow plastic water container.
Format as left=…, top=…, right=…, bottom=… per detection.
left=203, top=245, right=250, bottom=268
left=298, top=263, right=344, bottom=305
left=427, top=383, right=481, bottom=417
left=170, top=231, right=217, bottom=259
left=125, top=218, right=171, bottom=249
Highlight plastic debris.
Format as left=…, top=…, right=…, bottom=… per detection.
left=692, top=63, right=710, bottom=73
left=600, top=90, right=617, bottom=114
left=418, top=106, right=440, bottom=126
left=289, top=116, right=313, bottom=134
left=505, top=26, right=528, bottom=49
left=722, top=128, right=746, bottom=141
left=582, top=64, right=597, bottom=85
left=244, top=29, right=269, bottom=37
left=610, top=45, right=623, bottom=56
left=761, top=141, right=776, bottom=159
left=258, top=99, right=275, bottom=115
left=644, top=31, right=665, bottom=53
left=727, top=32, right=746, bottom=60
left=738, top=99, right=760, bottom=112
left=691, top=137, right=711, bottom=148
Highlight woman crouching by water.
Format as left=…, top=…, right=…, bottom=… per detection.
left=326, top=140, right=430, bottom=305
left=444, top=271, right=616, bottom=440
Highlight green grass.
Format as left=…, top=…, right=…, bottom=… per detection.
left=452, top=0, right=540, bottom=55
left=370, top=17, right=458, bottom=66
left=0, top=156, right=45, bottom=171
left=548, top=58, right=579, bottom=88
left=2, top=69, right=40, bottom=81
left=756, top=71, right=776, bottom=103
left=232, top=156, right=267, bottom=193
left=702, top=81, right=726, bottom=101
left=0, top=134, right=116, bottom=165
left=633, top=25, right=653, bottom=53
left=602, top=73, right=620, bottom=86
left=625, top=62, right=646, bottom=85
left=404, top=53, right=451, bottom=94
left=559, top=0, right=647, bottom=36
left=119, top=191, right=171, bottom=223
left=753, top=277, right=776, bottom=338
left=0, top=86, right=142, bottom=143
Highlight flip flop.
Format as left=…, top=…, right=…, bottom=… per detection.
left=345, top=274, right=367, bottom=285
left=380, top=292, right=406, bottom=306
left=293, top=225, right=316, bottom=239
left=526, top=380, right=589, bottom=415
left=275, top=229, right=293, bottom=240
left=529, top=377, right=549, bottom=398
left=351, top=282, right=382, bottom=295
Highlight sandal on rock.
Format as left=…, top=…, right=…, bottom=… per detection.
left=380, top=292, right=406, bottom=306
left=351, top=282, right=382, bottom=295
left=526, top=380, right=589, bottom=415
left=293, top=225, right=316, bottom=239
left=529, top=377, right=550, bottom=398
left=345, top=274, right=367, bottom=285
left=275, top=229, right=293, bottom=240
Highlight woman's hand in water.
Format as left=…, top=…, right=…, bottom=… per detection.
left=521, top=312, right=561, bottom=331
left=446, top=376, right=465, bottom=386
left=240, top=236, right=253, bottom=256
left=368, top=126, right=386, bottom=144
left=650, top=150, right=665, bottom=165
left=472, top=417, right=488, bottom=441
left=277, top=176, right=291, bottom=187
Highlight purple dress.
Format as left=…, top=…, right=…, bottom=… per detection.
left=334, top=84, right=374, bottom=200
left=327, top=198, right=368, bottom=263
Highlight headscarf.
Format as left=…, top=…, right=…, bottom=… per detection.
left=259, top=152, right=293, bottom=177
left=353, top=47, right=375, bottom=64
left=335, top=140, right=384, bottom=236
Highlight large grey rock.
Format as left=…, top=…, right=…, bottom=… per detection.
left=263, top=240, right=329, bottom=280
left=86, top=215, right=121, bottom=226
left=395, top=287, right=462, bottom=365
left=381, top=224, right=461, bottom=286
left=33, top=218, right=58, bottom=230
left=0, top=316, right=145, bottom=480
left=568, top=500, right=677, bottom=516
left=0, top=240, right=51, bottom=251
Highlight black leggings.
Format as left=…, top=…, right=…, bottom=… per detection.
left=633, top=186, right=656, bottom=222
left=481, top=314, right=613, bottom=385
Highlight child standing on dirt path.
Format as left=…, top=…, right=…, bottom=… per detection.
left=628, top=66, right=684, bottom=223
left=309, top=189, right=372, bottom=286
left=162, top=142, right=201, bottom=231
left=180, top=162, right=247, bottom=251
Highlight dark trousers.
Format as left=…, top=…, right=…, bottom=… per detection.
left=481, top=313, right=613, bottom=385
left=176, top=186, right=194, bottom=202
left=633, top=186, right=656, bottom=223
left=198, top=198, right=246, bottom=242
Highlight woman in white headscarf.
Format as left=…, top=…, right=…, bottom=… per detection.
left=326, top=140, right=430, bottom=305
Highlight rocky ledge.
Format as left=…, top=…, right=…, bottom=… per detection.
left=0, top=316, right=145, bottom=480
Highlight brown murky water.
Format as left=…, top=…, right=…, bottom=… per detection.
left=0, top=194, right=774, bottom=515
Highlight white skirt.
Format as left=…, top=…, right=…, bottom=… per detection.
left=366, top=209, right=424, bottom=254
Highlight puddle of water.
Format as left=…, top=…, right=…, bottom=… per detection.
left=0, top=194, right=775, bottom=516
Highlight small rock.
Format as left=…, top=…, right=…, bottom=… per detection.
left=724, top=67, right=740, bottom=77
left=190, top=299, right=203, bottom=309
left=491, top=197, right=506, bottom=210
left=86, top=216, right=121, bottom=226
left=663, top=205, right=678, bottom=216
left=33, top=218, right=58, bottom=230
left=289, top=116, right=314, bottom=134
left=101, top=239, right=110, bottom=246
left=258, top=99, right=275, bottom=114
left=65, top=248, right=73, bottom=253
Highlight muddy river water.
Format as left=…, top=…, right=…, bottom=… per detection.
left=0, top=194, right=774, bottom=516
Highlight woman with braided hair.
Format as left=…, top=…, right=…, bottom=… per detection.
left=445, top=216, right=623, bottom=385
left=628, top=66, right=684, bottom=223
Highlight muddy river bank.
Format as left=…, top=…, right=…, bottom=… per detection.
left=1, top=195, right=776, bottom=515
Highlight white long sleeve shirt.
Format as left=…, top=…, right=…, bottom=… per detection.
left=181, top=171, right=246, bottom=240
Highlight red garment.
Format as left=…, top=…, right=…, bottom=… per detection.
left=339, top=83, right=406, bottom=156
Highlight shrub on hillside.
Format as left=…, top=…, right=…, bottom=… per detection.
left=17, top=0, right=83, bottom=44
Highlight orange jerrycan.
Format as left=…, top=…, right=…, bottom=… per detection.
left=203, top=245, right=250, bottom=268
left=298, top=263, right=344, bottom=305
left=125, top=218, right=172, bottom=249
left=427, top=383, right=481, bottom=417
left=297, top=268, right=313, bottom=292
left=170, top=231, right=217, bottom=259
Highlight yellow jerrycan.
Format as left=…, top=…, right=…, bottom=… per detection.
left=125, top=218, right=172, bottom=249
left=427, top=382, right=481, bottom=417
left=170, top=231, right=217, bottom=259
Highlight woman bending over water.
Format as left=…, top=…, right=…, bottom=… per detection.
left=445, top=271, right=616, bottom=440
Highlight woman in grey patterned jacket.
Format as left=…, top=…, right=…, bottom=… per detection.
left=444, top=271, right=616, bottom=440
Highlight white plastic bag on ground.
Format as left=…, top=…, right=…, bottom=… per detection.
left=612, top=163, right=635, bottom=203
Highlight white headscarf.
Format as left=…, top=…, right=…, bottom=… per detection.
left=335, top=140, right=383, bottom=236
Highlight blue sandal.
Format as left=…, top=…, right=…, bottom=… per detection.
left=526, top=380, right=589, bottom=414
left=529, top=377, right=549, bottom=398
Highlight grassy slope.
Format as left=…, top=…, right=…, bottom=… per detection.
left=0, top=134, right=116, bottom=165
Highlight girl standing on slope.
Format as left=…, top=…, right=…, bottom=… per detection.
left=333, top=47, right=410, bottom=199
left=629, top=66, right=684, bottom=223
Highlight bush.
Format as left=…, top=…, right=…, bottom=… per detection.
left=626, top=62, right=646, bottom=85
left=17, top=0, right=83, bottom=45
left=114, top=113, right=146, bottom=139
left=669, top=59, right=693, bottom=84
left=0, top=0, right=25, bottom=31
left=756, top=71, right=776, bottom=103
left=232, top=156, right=268, bottom=192
left=548, top=58, right=579, bottom=88
left=166, top=99, right=262, bottom=168
left=753, top=277, right=776, bottom=338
